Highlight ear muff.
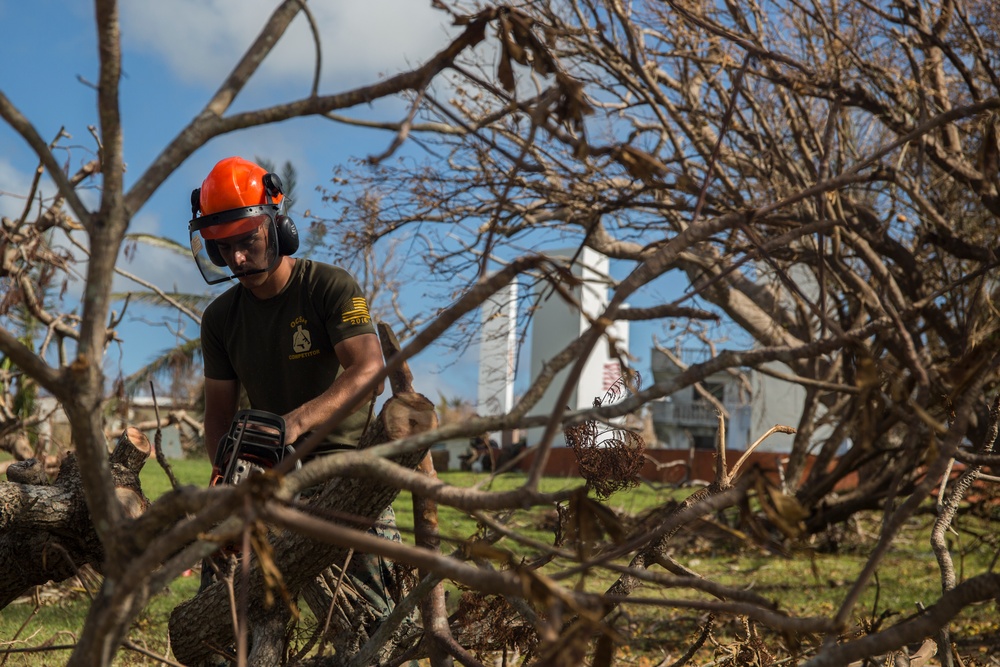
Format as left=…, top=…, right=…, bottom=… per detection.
left=262, top=173, right=299, bottom=257
left=275, top=215, right=299, bottom=257
left=205, top=239, right=226, bottom=267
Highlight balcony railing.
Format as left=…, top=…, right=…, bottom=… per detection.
left=650, top=401, right=738, bottom=428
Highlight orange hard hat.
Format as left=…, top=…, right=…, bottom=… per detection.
left=199, top=157, right=283, bottom=239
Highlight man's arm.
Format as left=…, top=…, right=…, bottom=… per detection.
left=282, top=332, right=385, bottom=444
left=204, top=377, right=240, bottom=463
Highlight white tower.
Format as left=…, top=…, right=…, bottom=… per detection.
left=477, top=281, right=518, bottom=445
left=527, top=248, right=630, bottom=448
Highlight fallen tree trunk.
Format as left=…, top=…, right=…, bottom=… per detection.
left=0, top=427, right=151, bottom=608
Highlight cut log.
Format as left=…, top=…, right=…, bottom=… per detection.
left=0, top=428, right=151, bottom=609
left=6, top=458, right=48, bottom=485
left=377, top=322, right=414, bottom=395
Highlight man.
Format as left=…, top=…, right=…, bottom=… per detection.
left=189, top=156, right=398, bottom=635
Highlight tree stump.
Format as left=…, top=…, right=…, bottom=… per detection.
left=0, top=427, right=151, bottom=608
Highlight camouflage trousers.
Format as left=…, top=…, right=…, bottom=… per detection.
left=301, top=504, right=408, bottom=658
left=325, top=504, right=401, bottom=621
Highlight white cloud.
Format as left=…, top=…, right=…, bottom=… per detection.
left=121, top=0, right=457, bottom=90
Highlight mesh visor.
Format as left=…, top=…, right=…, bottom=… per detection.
left=189, top=205, right=280, bottom=285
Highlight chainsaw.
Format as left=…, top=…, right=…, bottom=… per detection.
left=210, top=409, right=300, bottom=487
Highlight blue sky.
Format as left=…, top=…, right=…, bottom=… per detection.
left=1, top=1, right=710, bottom=406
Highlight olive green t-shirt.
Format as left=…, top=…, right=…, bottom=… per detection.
left=201, top=259, right=378, bottom=451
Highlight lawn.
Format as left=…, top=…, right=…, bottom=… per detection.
left=2, top=457, right=998, bottom=665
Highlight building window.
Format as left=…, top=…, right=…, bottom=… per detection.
left=692, top=381, right=725, bottom=403
left=693, top=433, right=717, bottom=450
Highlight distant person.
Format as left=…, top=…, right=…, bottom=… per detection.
left=463, top=434, right=499, bottom=472
left=188, top=156, right=397, bottom=636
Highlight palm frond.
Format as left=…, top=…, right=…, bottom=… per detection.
left=111, top=290, right=213, bottom=312
left=125, top=233, right=191, bottom=257
left=124, top=338, right=202, bottom=395
left=254, top=156, right=298, bottom=217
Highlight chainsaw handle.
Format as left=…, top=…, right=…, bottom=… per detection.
left=230, top=409, right=287, bottom=439
left=212, top=409, right=289, bottom=486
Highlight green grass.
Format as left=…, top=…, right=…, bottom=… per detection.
left=138, top=456, right=212, bottom=498
left=0, top=571, right=203, bottom=665
left=392, top=471, right=683, bottom=549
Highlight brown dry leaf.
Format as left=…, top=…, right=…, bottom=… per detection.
left=249, top=525, right=296, bottom=614
left=618, top=145, right=668, bottom=182
left=498, top=44, right=516, bottom=92
left=565, top=490, right=626, bottom=558
left=496, top=12, right=519, bottom=92
left=500, top=14, right=529, bottom=66
left=507, top=38, right=528, bottom=66
left=508, top=10, right=534, bottom=42
left=530, top=45, right=557, bottom=76
left=589, top=499, right=627, bottom=544
left=551, top=74, right=593, bottom=135
left=543, top=24, right=558, bottom=48
left=518, top=565, right=604, bottom=625
left=506, top=12, right=535, bottom=66
left=756, top=475, right=808, bottom=540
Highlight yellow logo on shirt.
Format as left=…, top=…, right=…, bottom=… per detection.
left=292, top=324, right=312, bottom=353
left=342, top=297, right=371, bottom=325
left=288, top=316, right=320, bottom=360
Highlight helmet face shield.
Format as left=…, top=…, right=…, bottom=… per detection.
left=189, top=205, right=281, bottom=285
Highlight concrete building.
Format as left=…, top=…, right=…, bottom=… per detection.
left=647, top=348, right=752, bottom=452
left=648, top=260, right=834, bottom=456
left=470, top=248, right=811, bottom=479
left=648, top=346, right=802, bottom=454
